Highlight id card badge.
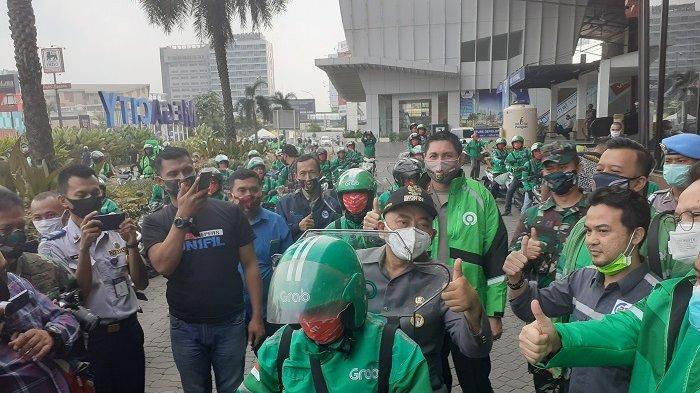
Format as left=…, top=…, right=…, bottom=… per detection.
left=112, top=276, right=129, bottom=299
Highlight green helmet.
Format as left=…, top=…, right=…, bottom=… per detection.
left=336, top=168, right=377, bottom=195
left=531, top=142, right=544, bottom=152
left=417, top=124, right=427, bottom=131
left=495, top=137, right=507, bottom=145
left=511, top=135, right=524, bottom=144
left=247, top=150, right=261, bottom=159
left=246, top=157, right=265, bottom=170
left=267, top=235, right=367, bottom=329
left=214, top=154, right=229, bottom=164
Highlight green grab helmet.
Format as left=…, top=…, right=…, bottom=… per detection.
left=511, top=135, right=525, bottom=144
left=417, top=124, right=427, bottom=131
left=336, top=168, right=377, bottom=195
left=247, top=150, right=261, bottom=159
left=214, top=154, right=229, bottom=164
left=531, top=142, right=544, bottom=152
left=495, top=137, right=507, bottom=145
left=267, top=235, right=368, bottom=330
left=409, top=145, right=423, bottom=155
left=246, top=157, right=265, bottom=170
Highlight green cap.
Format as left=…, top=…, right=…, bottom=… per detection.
left=336, top=168, right=377, bottom=194
left=541, top=142, right=577, bottom=164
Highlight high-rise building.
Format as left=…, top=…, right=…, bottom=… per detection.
left=160, top=33, right=275, bottom=102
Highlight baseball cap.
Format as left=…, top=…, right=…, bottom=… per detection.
left=383, top=185, right=438, bottom=219
left=541, top=142, right=577, bottom=165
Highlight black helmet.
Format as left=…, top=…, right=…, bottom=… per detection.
left=392, top=158, right=424, bottom=186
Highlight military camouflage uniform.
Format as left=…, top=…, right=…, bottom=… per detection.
left=6, top=252, right=72, bottom=300
left=510, top=195, right=589, bottom=287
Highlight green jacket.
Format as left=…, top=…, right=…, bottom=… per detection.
left=490, top=148, right=509, bottom=175
left=429, top=176, right=509, bottom=317
left=522, top=158, right=544, bottom=191
left=238, top=313, right=432, bottom=393
left=149, top=184, right=171, bottom=205
left=465, top=140, right=488, bottom=159
left=271, top=160, right=285, bottom=171
left=347, top=150, right=364, bottom=166
left=319, top=160, right=333, bottom=180
left=557, top=207, right=687, bottom=280
left=140, top=154, right=156, bottom=178
left=511, top=195, right=588, bottom=287
left=276, top=165, right=291, bottom=188
left=506, top=149, right=530, bottom=180
left=362, top=136, right=377, bottom=158
left=100, top=198, right=120, bottom=214
left=545, top=272, right=700, bottom=393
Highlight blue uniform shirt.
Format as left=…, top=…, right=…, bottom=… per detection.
left=248, top=207, right=293, bottom=280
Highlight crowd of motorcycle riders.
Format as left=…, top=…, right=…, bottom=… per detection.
left=1, top=120, right=700, bottom=393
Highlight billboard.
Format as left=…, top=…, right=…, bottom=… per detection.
left=0, top=74, right=17, bottom=94
left=273, top=109, right=300, bottom=130
left=288, top=99, right=316, bottom=122
left=460, top=90, right=503, bottom=128
left=41, top=47, right=65, bottom=73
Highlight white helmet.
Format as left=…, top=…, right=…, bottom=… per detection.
left=90, top=150, right=105, bottom=160
left=214, top=154, right=229, bottom=164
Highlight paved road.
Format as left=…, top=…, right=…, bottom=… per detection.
left=141, top=142, right=533, bottom=392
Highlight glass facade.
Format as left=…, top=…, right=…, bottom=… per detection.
left=399, top=100, right=431, bottom=132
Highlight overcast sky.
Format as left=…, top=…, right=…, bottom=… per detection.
left=0, top=0, right=346, bottom=111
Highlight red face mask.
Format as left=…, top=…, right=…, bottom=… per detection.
left=402, top=179, right=417, bottom=187
left=342, top=192, right=369, bottom=215
left=236, top=195, right=259, bottom=210
left=299, top=315, right=345, bottom=345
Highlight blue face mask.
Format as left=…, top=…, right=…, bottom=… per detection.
left=689, top=285, right=700, bottom=331
left=662, top=163, right=690, bottom=188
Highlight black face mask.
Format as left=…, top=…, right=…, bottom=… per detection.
left=0, top=229, right=27, bottom=261
left=163, top=175, right=196, bottom=197
left=67, top=196, right=103, bottom=218
left=543, top=171, right=578, bottom=196
left=298, top=178, right=320, bottom=193
left=592, top=172, right=637, bottom=190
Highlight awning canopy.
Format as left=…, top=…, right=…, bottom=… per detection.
left=508, top=62, right=600, bottom=90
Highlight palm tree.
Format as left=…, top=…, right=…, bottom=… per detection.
left=270, top=91, right=296, bottom=110
left=7, top=0, right=55, bottom=168
left=139, top=0, right=287, bottom=140
left=236, top=79, right=272, bottom=141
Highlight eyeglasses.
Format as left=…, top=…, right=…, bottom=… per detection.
left=673, top=211, right=700, bottom=231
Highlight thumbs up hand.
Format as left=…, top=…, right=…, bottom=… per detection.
left=518, top=300, right=561, bottom=364
left=299, top=213, right=315, bottom=232
left=524, top=227, right=544, bottom=260
left=362, top=197, right=382, bottom=230
left=441, top=259, right=481, bottom=315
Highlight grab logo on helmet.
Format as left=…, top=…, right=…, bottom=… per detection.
left=349, top=368, right=379, bottom=381
left=280, top=290, right=310, bottom=303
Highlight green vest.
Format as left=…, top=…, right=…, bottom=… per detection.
left=429, top=176, right=508, bottom=317
left=546, top=273, right=699, bottom=393
left=238, top=313, right=432, bottom=393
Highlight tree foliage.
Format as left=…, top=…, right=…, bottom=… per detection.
left=194, top=92, right=225, bottom=136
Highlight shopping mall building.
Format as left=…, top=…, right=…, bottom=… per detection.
left=316, top=0, right=699, bottom=139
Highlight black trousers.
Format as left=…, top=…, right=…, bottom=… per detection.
left=503, top=178, right=523, bottom=214
left=87, top=313, right=145, bottom=393
left=450, top=340, right=494, bottom=393
left=470, top=157, right=481, bottom=180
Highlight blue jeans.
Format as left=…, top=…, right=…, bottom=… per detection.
left=170, top=313, right=246, bottom=393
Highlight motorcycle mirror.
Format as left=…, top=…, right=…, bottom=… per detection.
left=410, top=262, right=451, bottom=315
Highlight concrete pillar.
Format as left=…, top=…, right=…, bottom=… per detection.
left=597, top=59, right=611, bottom=117
left=549, top=85, right=558, bottom=133
left=431, top=93, right=439, bottom=125
left=392, top=95, right=400, bottom=134
left=366, top=94, right=380, bottom=136
left=576, top=72, right=592, bottom=138
left=447, top=91, right=460, bottom=130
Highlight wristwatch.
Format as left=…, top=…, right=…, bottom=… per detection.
left=173, top=216, right=193, bottom=229
left=45, top=325, right=64, bottom=352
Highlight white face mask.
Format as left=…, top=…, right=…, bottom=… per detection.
left=384, top=222, right=432, bottom=262
left=610, top=130, right=622, bottom=138
left=32, top=216, right=64, bottom=236
left=668, top=223, right=700, bottom=264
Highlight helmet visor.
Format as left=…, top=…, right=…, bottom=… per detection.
left=267, top=254, right=352, bottom=324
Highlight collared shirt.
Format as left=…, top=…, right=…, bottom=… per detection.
left=511, top=195, right=589, bottom=286
left=38, top=219, right=138, bottom=322
left=649, top=188, right=678, bottom=213
left=510, top=264, right=659, bottom=393
left=247, top=208, right=293, bottom=280
left=357, top=246, right=492, bottom=392
left=0, top=273, right=80, bottom=393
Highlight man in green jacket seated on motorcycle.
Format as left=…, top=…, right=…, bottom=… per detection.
left=325, top=168, right=378, bottom=249
left=237, top=235, right=432, bottom=393
left=247, top=157, right=279, bottom=207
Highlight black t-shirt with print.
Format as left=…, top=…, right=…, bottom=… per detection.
left=141, top=199, right=254, bottom=323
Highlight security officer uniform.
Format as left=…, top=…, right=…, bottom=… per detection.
left=38, top=219, right=145, bottom=393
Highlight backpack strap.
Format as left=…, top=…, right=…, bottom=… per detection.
left=378, top=320, right=398, bottom=393
left=647, top=210, right=673, bottom=278
left=666, top=278, right=693, bottom=370
left=309, top=357, right=330, bottom=393
left=276, top=325, right=294, bottom=388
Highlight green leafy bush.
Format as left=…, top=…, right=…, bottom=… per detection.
left=52, top=126, right=155, bottom=166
